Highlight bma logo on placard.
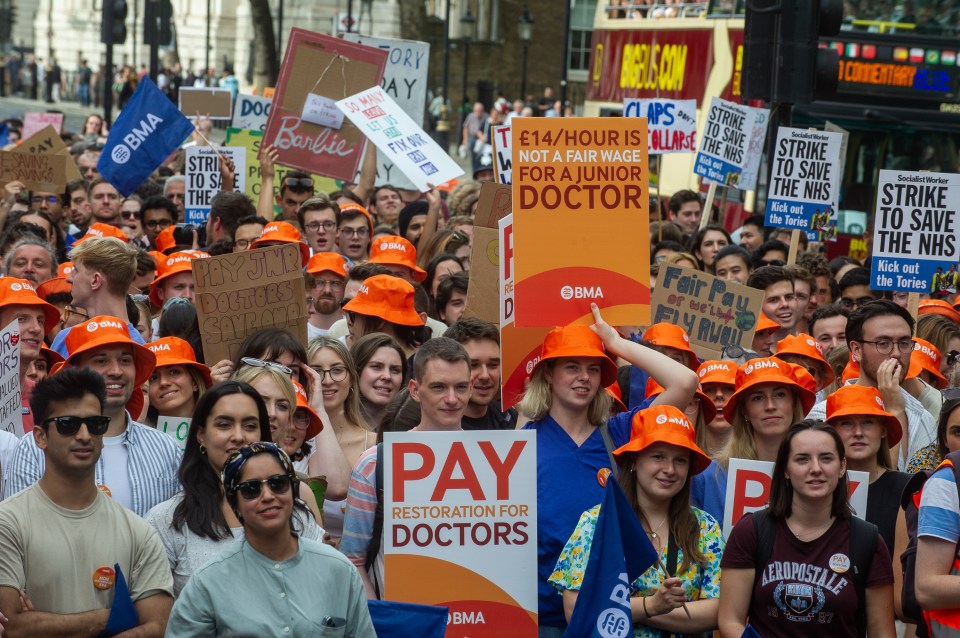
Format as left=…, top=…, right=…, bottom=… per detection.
left=560, top=285, right=604, bottom=300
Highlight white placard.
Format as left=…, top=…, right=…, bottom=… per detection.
left=693, top=97, right=753, bottom=187
left=184, top=146, right=247, bottom=226
left=623, top=98, right=697, bottom=154
left=492, top=124, right=512, bottom=185
left=302, top=94, right=345, bottom=129
left=765, top=127, right=844, bottom=231
left=0, top=319, right=21, bottom=438
left=232, top=94, right=272, bottom=132
left=158, top=416, right=191, bottom=452
left=738, top=106, right=770, bottom=192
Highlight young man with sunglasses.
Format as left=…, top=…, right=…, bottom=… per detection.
left=0, top=368, right=174, bottom=636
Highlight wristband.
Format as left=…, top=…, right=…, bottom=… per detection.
left=642, top=596, right=651, bottom=617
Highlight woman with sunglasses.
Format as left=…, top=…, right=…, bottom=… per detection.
left=350, top=333, right=408, bottom=432
left=719, top=421, right=895, bottom=638
left=146, top=382, right=325, bottom=597
left=145, top=337, right=211, bottom=429
left=551, top=405, right=723, bottom=636
left=166, top=442, right=375, bottom=636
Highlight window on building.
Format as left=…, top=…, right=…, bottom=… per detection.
left=568, top=0, right=598, bottom=80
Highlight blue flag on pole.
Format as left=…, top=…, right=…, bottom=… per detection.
left=563, top=477, right=658, bottom=638
left=97, top=76, right=194, bottom=196
left=0, top=123, right=9, bottom=148
left=367, top=600, right=448, bottom=638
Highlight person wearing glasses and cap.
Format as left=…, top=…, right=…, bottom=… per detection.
left=167, top=442, right=374, bottom=637
left=0, top=368, right=174, bottom=636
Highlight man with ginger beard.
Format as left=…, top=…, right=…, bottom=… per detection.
left=305, top=253, right=348, bottom=340
left=444, top=318, right=517, bottom=430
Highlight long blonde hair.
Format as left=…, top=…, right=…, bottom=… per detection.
left=307, top=337, right=365, bottom=429
left=716, top=388, right=806, bottom=469
left=519, top=360, right=611, bottom=426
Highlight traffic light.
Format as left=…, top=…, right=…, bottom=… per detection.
left=777, top=0, right=843, bottom=104
left=742, top=0, right=777, bottom=101
left=101, top=0, right=128, bottom=45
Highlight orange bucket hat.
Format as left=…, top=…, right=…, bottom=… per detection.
left=642, top=323, right=698, bottom=369
left=605, top=383, right=626, bottom=412
left=40, top=343, right=65, bottom=367
left=722, top=357, right=817, bottom=423
left=36, top=276, right=71, bottom=299
left=842, top=355, right=860, bottom=384
left=825, top=384, right=903, bottom=446
left=920, top=299, right=960, bottom=325
left=368, top=235, right=427, bottom=282
left=697, top=360, right=737, bottom=386
left=756, top=313, right=780, bottom=332
left=775, top=333, right=836, bottom=387
left=343, top=274, right=423, bottom=327
left=147, top=337, right=213, bottom=388
left=72, top=223, right=128, bottom=246
left=0, top=278, right=61, bottom=333
left=64, top=316, right=157, bottom=387
left=251, top=222, right=310, bottom=267
left=155, top=226, right=178, bottom=254
left=532, top=324, right=618, bottom=387
left=148, top=251, right=204, bottom=307
left=305, top=252, right=349, bottom=278
left=645, top=377, right=717, bottom=424
left=613, top=405, right=712, bottom=475
left=293, top=380, right=324, bottom=439
left=57, top=262, right=75, bottom=278
left=909, top=337, right=947, bottom=388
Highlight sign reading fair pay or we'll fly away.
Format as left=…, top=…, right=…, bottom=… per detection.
left=384, top=431, right=537, bottom=636
left=511, top=118, right=650, bottom=328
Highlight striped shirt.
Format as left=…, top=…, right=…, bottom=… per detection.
left=4, top=415, right=181, bottom=516
left=919, top=466, right=960, bottom=545
left=339, top=446, right=380, bottom=584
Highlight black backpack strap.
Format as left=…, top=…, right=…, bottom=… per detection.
left=751, top=509, right=776, bottom=592
left=598, top=422, right=619, bottom=474
left=365, top=443, right=385, bottom=598
left=848, top=516, right=879, bottom=638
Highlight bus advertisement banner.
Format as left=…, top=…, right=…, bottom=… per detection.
left=623, top=98, right=697, bottom=154
left=870, top=170, right=960, bottom=294
left=693, top=97, right=752, bottom=187
left=765, top=127, right=843, bottom=233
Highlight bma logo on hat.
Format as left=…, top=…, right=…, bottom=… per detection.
left=806, top=338, right=816, bottom=347
left=357, top=284, right=369, bottom=296
left=87, top=319, right=125, bottom=332
left=9, top=283, right=22, bottom=292
left=149, top=342, right=171, bottom=352
left=380, top=242, right=406, bottom=252
left=752, top=359, right=780, bottom=372
left=743, top=364, right=754, bottom=375
left=263, top=224, right=280, bottom=235
left=698, top=368, right=706, bottom=377
left=655, top=414, right=667, bottom=424
left=875, top=395, right=885, bottom=408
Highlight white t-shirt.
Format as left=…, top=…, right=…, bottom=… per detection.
left=100, top=435, right=133, bottom=510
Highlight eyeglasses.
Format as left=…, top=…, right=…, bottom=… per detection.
left=63, top=305, right=89, bottom=323
left=240, top=357, right=294, bottom=375
left=282, top=177, right=314, bottom=190
left=121, top=211, right=138, bottom=219
left=721, top=344, right=762, bottom=362
left=304, top=221, right=337, bottom=233
left=313, top=279, right=344, bottom=290
left=31, top=195, right=59, bottom=204
left=234, top=474, right=293, bottom=500
left=839, top=296, right=876, bottom=310
left=857, top=338, right=915, bottom=355
left=145, top=219, right=173, bottom=230
left=233, top=238, right=252, bottom=250
left=41, top=415, right=111, bottom=436
left=339, top=227, right=370, bottom=238
left=310, top=365, right=348, bottom=382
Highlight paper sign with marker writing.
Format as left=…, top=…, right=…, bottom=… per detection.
left=722, top=458, right=868, bottom=538
left=871, top=170, right=960, bottom=293
left=0, top=320, right=21, bottom=438
left=184, top=146, right=247, bottom=225
left=0, top=151, right=69, bottom=192
left=22, top=112, right=64, bottom=139
left=232, top=94, right=272, bottom=131
left=737, top=106, right=770, bottom=192
left=492, top=124, right=512, bottom=184
left=623, top=98, right=697, bottom=154
left=693, top=97, right=752, bottom=187
left=765, top=128, right=843, bottom=232
left=383, top=430, right=538, bottom=635
left=336, top=86, right=463, bottom=192
left=158, top=416, right=191, bottom=452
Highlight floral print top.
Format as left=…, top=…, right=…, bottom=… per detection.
left=907, top=443, right=941, bottom=474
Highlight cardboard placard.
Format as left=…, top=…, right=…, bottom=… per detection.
left=157, top=416, right=191, bottom=452
left=262, top=28, right=387, bottom=182
left=650, top=265, right=765, bottom=360
left=232, top=94, right=272, bottom=131
left=765, top=128, right=843, bottom=232
left=492, top=124, right=512, bottom=185
left=179, top=87, right=234, bottom=120
left=623, top=98, right=697, bottom=154
left=723, top=458, right=869, bottom=538
left=512, top=118, right=650, bottom=327
left=383, top=431, right=538, bottom=634
left=22, top=112, right=64, bottom=139
left=193, top=244, right=307, bottom=365
left=693, top=97, right=753, bottom=187
left=336, top=86, right=463, bottom=192
left=343, top=34, right=431, bottom=191
left=184, top=146, right=247, bottom=225
left=870, top=170, right=960, bottom=293
left=0, top=319, right=22, bottom=438
left=737, top=106, right=770, bottom=192
left=464, top=183, right=512, bottom=324
left=0, top=151, right=69, bottom=192
left=12, top=125, right=81, bottom=182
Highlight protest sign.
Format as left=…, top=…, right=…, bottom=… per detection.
left=232, top=94, right=272, bottom=131
left=262, top=28, right=387, bottom=182
left=464, top=183, right=511, bottom=323
left=157, top=416, right=190, bottom=452
left=343, top=34, right=430, bottom=191
left=179, top=87, right=233, bottom=120
left=650, top=265, right=764, bottom=360
left=0, top=319, right=21, bottom=438
left=384, top=430, right=538, bottom=635
left=193, top=244, right=307, bottom=364
left=623, top=98, right=697, bottom=154
left=337, top=87, right=463, bottom=192
left=22, top=112, right=64, bottom=139
left=492, top=125, right=512, bottom=185
left=0, top=151, right=69, bottom=192
left=870, top=170, right=960, bottom=293
left=512, top=118, right=650, bottom=327
left=13, top=125, right=82, bottom=182
left=183, top=146, right=247, bottom=225
left=723, top=458, right=869, bottom=538
left=738, top=106, right=770, bottom=192
left=693, top=97, right=752, bottom=187
left=765, top=127, right=843, bottom=231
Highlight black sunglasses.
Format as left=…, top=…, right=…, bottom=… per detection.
left=42, top=415, right=111, bottom=437
left=235, top=474, right=293, bottom=501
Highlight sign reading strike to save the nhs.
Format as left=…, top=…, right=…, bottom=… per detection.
left=383, top=430, right=537, bottom=635
left=765, top=127, right=843, bottom=231
left=693, top=97, right=752, bottom=187
left=98, top=76, right=195, bottom=196
left=623, top=98, right=696, bottom=154
left=871, top=170, right=960, bottom=293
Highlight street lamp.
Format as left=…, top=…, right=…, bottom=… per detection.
left=518, top=10, right=534, bottom=100
left=460, top=4, right=475, bottom=129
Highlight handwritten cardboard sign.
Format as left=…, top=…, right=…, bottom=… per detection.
left=22, top=112, right=64, bottom=139
left=623, top=98, right=697, bottom=154
left=184, top=146, right=247, bottom=225
left=337, top=86, right=463, bottom=192
left=262, top=28, right=387, bottom=182
left=179, top=87, right=234, bottom=120
left=512, top=118, right=650, bottom=327
left=765, top=127, right=843, bottom=231
left=693, top=97, right=753, bottom=187
left=383, top=430, right=538, bottom=634
left=0, top=319, right=22, bottom=438
left=492, top=124, right=512, bottom=185
left=464, top=183, right=512, bottom=324
left=651, top=265, right=764, bottom=360
left=870, top=170, right=960, bottom=293
left=193, top=244, right=307, bottom=365
left=158, top=416, right=191, bottom=452
left=232, top=94, right=272, bottom=131
left=723, top=458, right=868, bottom=538
left=0, top=151, right=69, bottom=192
left=12, top=125, right=82, bottom=182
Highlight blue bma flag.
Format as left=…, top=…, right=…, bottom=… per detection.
left=97, top=76, right=194, bottom=196
left=564, top=477, right=658, bottom=638
left=367, top=600, right=447, bottom=638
